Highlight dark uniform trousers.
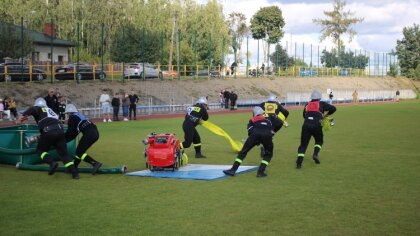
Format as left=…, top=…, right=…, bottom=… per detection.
left=297, top=123, right=323, bottom=158
left=37, top=129, right=74, bottom=166
left=74, top=126, right=100, bottom=167
left=238, top=130, right=274, bottom=164
left=129, top=104, right=136, bottom=119
left=268, top=115, right=284, bottom=133
left=181, top=120, right=202, bottom=154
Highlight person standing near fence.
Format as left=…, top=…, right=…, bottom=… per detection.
left=45, top=89, right=59, bottom=114
left=352, top=90, right=359, bottom=104
left=223, top=89, right=230, bottom=109
left=111, top=93, right=120, bottom=121
left=329, top=90, right=334, bottom=104
left=0, top=98, right=3, bottom=121
left=296, top=90, right=336, bottom=169
left=230, top=91, right=238, bottom=110
left=129, top=91, right=139, bottom=120
left=8, top=97, right=18, bottom=121
left=122, top=93, right=130, bottom=121
left=99, top=89, right=112, bottom=122
left=58, top=97, right=66, bottom=122
left=395, top=90, right=400, bottom=102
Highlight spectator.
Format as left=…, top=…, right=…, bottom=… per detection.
left=219, top=90, right=224, bottom=108
left=230, top=91, right=238, bottom=110
left=395, top=90, right=400, bottom=102
left=45, top=88, right=59, bottom=113
left=8, top=97, right=18, bottom=121
left=329, top=90, right=334, bottom=104
left=0, top=98, right=3, bottom=121
left=230, top=62, right=237, bottom=76
left=352, top=90, right=359, bottom=104
left=99, top=89, right=112, bottom=122
left=111, top=93, right=120, bottom=121
left=3, top=97, right=10, bottom=120
left=261, top=63, right=265, bottom=75
left=128, top=91, right=139, bottom=120
left=223, top=89, right=230, bottom=109
left=58, top=97, right=66, bottom=123
left=122, top=93, right=130, bottom=121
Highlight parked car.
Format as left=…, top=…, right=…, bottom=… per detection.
left=123, top=63, right=163, bottom=79
left=300, top=69, right=317, bottom=77
left=162, top=70, right=179, bottom=77
left=0, top=62, right=46, bottom=82
left=54, top=63, right=106, bottom=81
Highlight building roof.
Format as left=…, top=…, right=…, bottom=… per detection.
left=0, top=21, right=75, bottom=47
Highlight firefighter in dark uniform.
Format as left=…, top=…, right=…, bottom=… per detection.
left=259, top=95, right=289, bottom=133
left=259, top=95, right=289, bottom=157
left=180, top=96, right=209, bottom=158
left=58, top=98, right=66, bottom=123
left=16, top=97, right=79, bottom=179
left=296, top=90, right=336, bottom=169
left=64, top=104, right=102, bottom=174
left=223, top=107, right=274, bottom=177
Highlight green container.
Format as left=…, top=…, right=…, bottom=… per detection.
left=0, top=124, right=76, bottom=165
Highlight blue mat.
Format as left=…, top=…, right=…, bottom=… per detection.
left=126, top=164, right=258, bottom=181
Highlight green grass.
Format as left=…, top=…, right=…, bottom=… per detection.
left=1, top=102, right=419, bottom=235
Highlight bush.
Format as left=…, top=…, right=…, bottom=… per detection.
left=415, top=64, right=420, bottom=79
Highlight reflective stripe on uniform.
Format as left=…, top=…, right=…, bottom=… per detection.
left=298, top=153, right=305, bottom=157
left=180, top=143, right=184, bottom=149
left=81, top=153, right=88, bottom=160
left=193, top=143, right=201, bottom=147
left=314, top=144, right=322, bottom=149
left=261, top=160, right=269, bottom=165
left=75, top=155, right=81, bottom=160
left=235, top=158, right=242, bottom=163
left=40, top=152, right=48, bottom=160
left=64, top=162, right=74, bottom=168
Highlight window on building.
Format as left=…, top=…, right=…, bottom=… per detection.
left=58, top=56, right=63, bottom=63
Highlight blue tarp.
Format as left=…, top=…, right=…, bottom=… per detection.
left=126, top=164, right=258, bottom=181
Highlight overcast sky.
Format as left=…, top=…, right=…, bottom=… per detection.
left=200, top=0, right=420, bottom=66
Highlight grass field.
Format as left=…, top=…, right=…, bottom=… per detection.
left=0, top=102, right=419, bottom=235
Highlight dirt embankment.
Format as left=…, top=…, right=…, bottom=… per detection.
left=0, top=76, right=415, bottom=108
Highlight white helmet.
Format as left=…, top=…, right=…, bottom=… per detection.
left=267, top=95, right=277, bottom=102
left=310, top=90, right=322, bottom=100
left=196, top=96, right=208, bottom=105
left=253, top=106, right=264, bottom=116
left=34, top=97, right=47, bottom=107
left=65, top=104, right=78, bottom=113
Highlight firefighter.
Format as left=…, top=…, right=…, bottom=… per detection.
left=16, top=98, right=79, bottom=179
left=259, top=95, right=289, bottom=133
left=64, top=104, right=102, bottom=174
left=296, top=90, right=336, bottom=169
left=259, top=95, right=289, bottom=157
left=180, top=96, right=209, bottom=158
left=223, top=107, right=274, bottom=177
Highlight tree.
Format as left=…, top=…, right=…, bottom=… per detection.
left=269, top=44, right=294, bottom=69
left=250, top=6, right=285, bottom=64
left=0, top=22, right=33, bottom=61
left=396, top=24, right=420, bottom=78
left=227, top=12, right=248, bottom=64
left=313, top=0, right=363, bottom=48
left=320, top=48, right=368, bottom=68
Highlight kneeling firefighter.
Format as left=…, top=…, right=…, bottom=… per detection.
left=223, top=107, right=274, bottom=177
left=65, top=104, right=102, bottom=174
left=180, top=96, right=209, bottom=158
left=296, top=90, right=336, bottom=169
left=17, top=98, right=79, bottom=179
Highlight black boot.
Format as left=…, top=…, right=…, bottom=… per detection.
left=313, top=154, right=320, bottom=164
left=256, top=163, right=268, bottom=177
left=195, top=153, right=207, bottom=158
left=296, top=156, right=304, bottom=169
left=67, top=165, right=79, bottom=179
left=223, top=161, right=241, bottom=176
left=92, top=162, right=103, bottom=175
left=48, top=161, right=58, bottom=175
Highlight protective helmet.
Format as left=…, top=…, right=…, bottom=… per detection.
left=196, top=96, right=208, bottom=105
left=267, top=95, right=277, bottom=102
left=310, top=90, right=322, bottom=100
left=65, top=104, right=78, bottom=113
left=253, top=106, right=265, bottom=116
left=34, top=97, right=47, bottom=107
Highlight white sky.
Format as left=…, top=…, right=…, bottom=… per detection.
left=200, top=0, right=420, bottom=66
